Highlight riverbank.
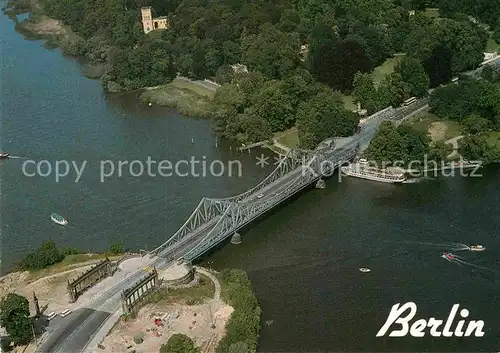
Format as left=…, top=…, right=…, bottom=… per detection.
left=140, top=78, right=221, bottom=119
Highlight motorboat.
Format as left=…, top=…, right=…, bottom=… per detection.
left=0, top=152, right=9, bottom=159
left=50, top=213, right=68, bottom=226
left=469, top=245, right=486, bottom=252
left=359, top=267, right=371, bottom=273
left=442, top=252, right=455, bottom=261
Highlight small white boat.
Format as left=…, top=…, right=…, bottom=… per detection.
left=359, top=267, right=371, bottom=273
left=51, top=213, right=68, bottom=226
left=469, top=245, right=486, bottom=252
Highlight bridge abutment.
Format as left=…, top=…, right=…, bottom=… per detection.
left=315, top=179, right=326, bottom=189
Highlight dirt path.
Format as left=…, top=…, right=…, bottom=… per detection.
left=194, top=267, right=221, bottom=309
left=445, top=135, right=464, bottom=159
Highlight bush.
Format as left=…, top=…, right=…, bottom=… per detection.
left=133, top=332, right=144, bottom=344
left=160, top=334, right=199, bottom=353
left=17, top=241, right=65, bottom=270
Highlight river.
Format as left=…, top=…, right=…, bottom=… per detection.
left=1, top=6, right=499, bottom=352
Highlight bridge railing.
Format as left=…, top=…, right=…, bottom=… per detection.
left=217, top=148, right=321, bottom=203
left=151, top=197, right=231, bottom=255
left=182, top=147, right=358, bottom=261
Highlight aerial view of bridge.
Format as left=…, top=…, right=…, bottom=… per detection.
left=37, top=55, right=500, bottom=353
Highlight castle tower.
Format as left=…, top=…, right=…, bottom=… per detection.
left=141, top=7, right=153, bottom=34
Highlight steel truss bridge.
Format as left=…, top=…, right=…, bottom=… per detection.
left=151, top=144, right=358, bottom=261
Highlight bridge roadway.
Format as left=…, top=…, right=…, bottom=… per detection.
left=40, top=58, right=500, bottom=353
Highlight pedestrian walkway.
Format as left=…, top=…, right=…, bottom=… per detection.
left=445, top=135, right=464, bottom=159
left=194, top=266, right=221, bottom=311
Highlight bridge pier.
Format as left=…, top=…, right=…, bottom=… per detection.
left=315, top=179, right=326, bottom=189
left=230, top=232, right=242, bottom=244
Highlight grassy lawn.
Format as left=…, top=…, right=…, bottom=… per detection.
left=140, top=78, right=217, bottom=118
left=486, top=37, right=500, bottom=52
left=404, top=112, right=463, bottom=142
left=486, top=131, right=500, bottom=146
left=423, top=8, right=440, bottom=18
left=274, top=128, right=299, bottom=148
left=124, top=274, right=214, bottom=317
left=372, top=55, right=405, bottom=87
left=168, top=78, right=215, bottom=98
left=342, top=95, right=357, bottom=111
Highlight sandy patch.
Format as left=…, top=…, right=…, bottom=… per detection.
left=23, top=15, right=64, bottom=36
left=98, top=301, right=233, bottom=353
left=428, top=122, right=447, bottom=142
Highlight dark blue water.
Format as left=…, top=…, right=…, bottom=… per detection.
left=1, top=5, right=499, bottom=352
left=0, top=8, right=273, bottom=273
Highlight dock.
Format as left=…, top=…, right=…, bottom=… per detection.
left=237, top=141, right=266, bottom=151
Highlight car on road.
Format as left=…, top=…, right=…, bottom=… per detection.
left=47, top=312, right=57, bottom=321
left=257, top=193, right=264, bottom=198
left=60, top=309, right=72, bottom=318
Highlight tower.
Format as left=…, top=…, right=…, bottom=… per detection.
left=33, top=291, right=40, bottom=317
left=141, top=7, right=153, bottom=34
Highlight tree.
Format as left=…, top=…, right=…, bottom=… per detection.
left=109, top=242, right=124, bottom=254
left=379, top=73, right=412, bottom=107
left=428, top=141, right=453, bottom=162
left=160, top=334, right=199, bottom=353
left=462, top=114, right=490, bottom=134
left=296, top=90, right=359, bottom=149
left=241, top=24, right=301, bottom=79
left=215, top=65, right=234, bottom=85
left=252, top=81, right=296, bottom=132
left=18, top=241, right=65, bottom=270
left=425, top=44, right=453, bottom=88
left=227, top=341, right=252, bottom=353
left=0, top=293, right=33, bottom=346
left=352, top=72, right=379, bottom=114
left=458, top=134, right=495, bottom=162
left=394, top=57, right=429, bottom=97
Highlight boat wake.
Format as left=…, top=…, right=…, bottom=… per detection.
left=402, top=241, right=470, bottom=251
left=452, top=258, right=498, bottom=272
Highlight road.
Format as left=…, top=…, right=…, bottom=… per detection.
left=39, top=57, right=500, bottom=353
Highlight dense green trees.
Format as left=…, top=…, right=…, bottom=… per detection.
left=394, top=57, right=429, bottom=97
left=18, top=241, right=65, bottom=271
left=160, top=334, right=199, bottom=353
left=297, top=90, right=359, bottom=149
left=404, top=13, right=487, bottom=87
left=216, top=270, right=260, bottom=353
left=34, top=0, right=494, bottom=147
left=364, top=121, right=448, bottom=166
left=0, top=293, right=32, bottom=346
left=429, top=79, right=500, bottom=127
left=241, top=24, right=301, bottom=79
left=427, top=72, right=500, bottom=163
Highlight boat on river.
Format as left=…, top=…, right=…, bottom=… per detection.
left=359, top=268, right=371, bottom=273
left=0, top=152, right=9, bottom=159
left=341, top=163, right=406, bottom=184
left=50, top=213, right=67, bottom=226
left=469, top=245, right=486, bottom=252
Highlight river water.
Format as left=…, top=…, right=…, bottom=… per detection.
left=1, top=7, right=499, bottom=352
